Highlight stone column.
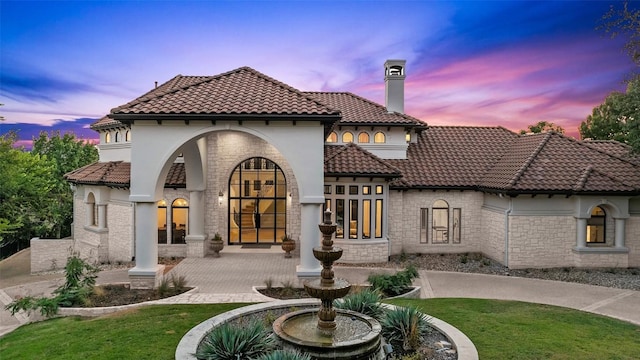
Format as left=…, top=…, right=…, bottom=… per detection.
left=576, top=218, right=587, bottom=248
left=128, top=201, right=164, bottom=289
left=97, top=204, right=107, bottom=229
left=615, top=218, right=626, bottom=248
left=297, top=203, right=322, bottom=277
left=185, top=190, right=207, bottom=257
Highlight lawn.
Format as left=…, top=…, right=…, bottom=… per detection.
left=1, top=299, right=638, bottom=360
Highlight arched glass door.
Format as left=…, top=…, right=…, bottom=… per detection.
left=229, top=157, right=286, bottom=244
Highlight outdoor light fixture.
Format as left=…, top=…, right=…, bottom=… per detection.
left=218, top=191, right=224, bottom=206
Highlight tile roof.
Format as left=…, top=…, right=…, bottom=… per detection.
left=480, top=132, right=640, bottom=194
left=91, top=115, right=124, bottom=130
left=583, top=140, right=640, bottom=164
left=65, top=162, right=185, bottom=188
left=324, top=144, right=401, bottom=178
left=305, top=92, right=425, bottom=127
left=388, top=126, right=518, bottom=189
left=110, top=67, right=340, bottom=118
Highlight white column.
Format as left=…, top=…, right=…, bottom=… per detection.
left=297, top=203, right=322, bottom=277
left=576, top=218, right=587, bottom=248
left=97, top=204, right=107, bottom=229
left=188, top=191, right=205, bottom=238
left=128, top=201, right=164, bottom=288
left=615, top=218, right=626, bottom=248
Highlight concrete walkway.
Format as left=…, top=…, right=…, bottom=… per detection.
left=1, top=248, right=639, bottom=338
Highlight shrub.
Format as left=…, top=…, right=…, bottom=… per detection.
left=5, top=253, right=98, bottom=317
left=380, top=306, right=431, bottom=353
left=255, top=349, right=311, bottom=360
left=170, top=272, right=188, bottom=290
left=335, top=289, right=386, bottom=320
left=195, top=320, right=276, bottom=360
left=367, top=264, right=419, bottom=297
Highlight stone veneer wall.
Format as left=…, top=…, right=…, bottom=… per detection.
left=507, top=215, right=576, bottom=268
left=30, top=238, right=74, bottom=273
left=204, top=132, right=301, bottom=247
left=626, top=215, right=640, bottom=267
left=334, top=239, right=388, bottom=263
left=106, top=201, right=134, bottom=262
left=480, top=207, right=506, bottom=264
left=389, top=190, right=483, bottom=255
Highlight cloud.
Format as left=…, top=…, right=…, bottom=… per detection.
left=0, top=68, right=96, bottom=103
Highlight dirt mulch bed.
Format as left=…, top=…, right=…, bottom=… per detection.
left=83, top=284, right=191, bottom=307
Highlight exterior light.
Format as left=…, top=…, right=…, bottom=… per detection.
left=218, top=191, right=224, bottom=206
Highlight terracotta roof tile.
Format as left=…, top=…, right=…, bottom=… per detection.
left=388, top=126, right=518, bottom=188
left=65, top=162, right=186, bottom=188
left=91, top=115, right=125, bottom=130
left=583, top=140, right=640, bottom=164
left=324, top=144, right=401, bottom=178
left=305, top=92, right=425, bottom=127
left=111, top=67, right=340, bottom=117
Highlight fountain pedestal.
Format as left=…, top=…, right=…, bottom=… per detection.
left=273, top=210, right=383, bottom=359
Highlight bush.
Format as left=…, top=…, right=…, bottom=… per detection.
left=195, top=320, right=276, bottom=360
left=380, top=306, right=432, bottom=353
left=255, top=349, right=311, bottom=360
left=5, top=253, right=98, bottom=317
left=335, top=289, right=386, bottom=320
left=367, top=264, right=419, bottom=297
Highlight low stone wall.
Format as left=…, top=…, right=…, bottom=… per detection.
left=159, top=244, right=187, bottom=258
left=30, top=238, right=74, bottom=273
left=334, top=239, right=388, bottom=263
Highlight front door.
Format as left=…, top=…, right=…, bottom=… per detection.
left=229, top=157, right=286, bottom=244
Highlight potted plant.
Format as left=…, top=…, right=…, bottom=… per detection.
left=210, top=232, right=224, bottom=257
left=281, top=234, right=296, bottom=258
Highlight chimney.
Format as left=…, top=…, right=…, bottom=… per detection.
left=384, top=59, right=406, bottom=113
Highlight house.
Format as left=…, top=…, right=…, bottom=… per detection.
left=36, top=60, right=639, bottom=288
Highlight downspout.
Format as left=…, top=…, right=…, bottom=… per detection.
left=504, top=198, right=512, bottom=267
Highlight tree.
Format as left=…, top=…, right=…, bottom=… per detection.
left=599, top=1, right=640, bottom=68
left=580, top=75, right=640, bottom=152
left=31, top=131, right=98, bottom=239
left=0, top=132, right=57, bottom=256
left=519, top=121, right=565, bottom=135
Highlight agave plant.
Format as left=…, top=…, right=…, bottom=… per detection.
left=195, top=320, right=276, bottom=360
left=255, top=349, right=312, bottom=360
left=380, top=306, right=432, bottom=352
left=335, top=289, right=386, bottom=320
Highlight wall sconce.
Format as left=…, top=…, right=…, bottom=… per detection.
left=218, top=191, right=224, bottom=206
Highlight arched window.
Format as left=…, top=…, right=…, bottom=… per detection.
left=342, top=131, right=354, bottom=143
left=86, top=192, right=97, bottom=226
left=229, top=157, right=286, bottom=244
left=326, top=132, right=337, bottom=143
left=432, top=200, right=449, bottom=244
left=114, top=131, right=120, bottom=143
left=157, top=200, right=167, bottom=244
left=358, top=132, right=370, bottom=143
left=587, top=206, right=605, bottom=243
left=125, top=130, right=131, bottom=142
left=105, top=132, right=111, bottom=143
left=374, top=132, right=386, bottom=143
left=172, top=198, right=188, bottom=244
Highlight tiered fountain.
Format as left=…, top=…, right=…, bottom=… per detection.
left=272, top=210, right=383, bottom=359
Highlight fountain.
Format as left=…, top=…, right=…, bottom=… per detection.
left=272, top=210, right=383, bottom=360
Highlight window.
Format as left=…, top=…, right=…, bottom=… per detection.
left=125, top=130, right=131, bottom=142
left=114, top=131, right=120, bottom=143
left=327, top=132, right=338, bottom=143
left=349, top=200, right=358, bottom=239
left=374, top=132, right=386, bottom=143
left=336, top=199, right=344, bottom=238
left=324, top=185, right=332, bottom=194
left=587, top=206, right=605, bottom=243
left=432, top=200, right=449, bottom=244
left=375, top=199, right=383, bottom=238
left=453, top=208, right=461, bottom=244
left=363, top=186, right=371, bottom=195
left=358, top=132, right=370, bottom=143
left=375, top=185, right=383, bottom=194
left=342, top=131, right=354, bottom=143
left=171, top=198, right=188, bottom=244
left=157, top=200, right=167, bottom=244
left=105, top=132, right=111, bottom=143
left=336, top=185, right=345, bottom=195
left=349, top=186, right=358, bottom=195
left=405, top=132, right=411, bottom=143
left=86, top=192, right=97, bottom=227
left=420, top=208, right=428, bottom=243
left=362, top=199, right=371, bottom=238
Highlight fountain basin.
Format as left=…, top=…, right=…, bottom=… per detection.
left=304, top=278, right=351, bottom=300
left=313, top=247, right=343, bottom=263
left=273, top=308, right=382, bottom=360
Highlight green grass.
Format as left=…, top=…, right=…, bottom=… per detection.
left=389, top=298, right=640, bottom=360
left=1, top=300, right=638, bottom=360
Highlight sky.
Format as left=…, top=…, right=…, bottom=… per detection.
left=0, top=0, right=636, bottom=148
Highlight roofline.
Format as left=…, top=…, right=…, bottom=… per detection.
left=110, top=113, right=341, bottom=123
left=325, top=172, right=401, bottom=179
left=391, top=184, right=640, bottom=196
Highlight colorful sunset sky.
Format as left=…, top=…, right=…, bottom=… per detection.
left=0, top=1, right=636, bottom=148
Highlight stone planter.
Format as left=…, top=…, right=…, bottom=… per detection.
left=281, top=240, right=296, bottom=258
left=209, top=240, right=223, bottom=257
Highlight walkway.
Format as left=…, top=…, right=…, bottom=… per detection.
left=1, top=248, right=638, bottom=338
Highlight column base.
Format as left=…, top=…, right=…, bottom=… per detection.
left=185, top=234, right=208, bottom=258
left=296, top=264, right=321, bottom=278
left=128, top=265, right=165, bottom=289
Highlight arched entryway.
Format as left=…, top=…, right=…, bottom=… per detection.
left=228, top=157, right=287, bottom=244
